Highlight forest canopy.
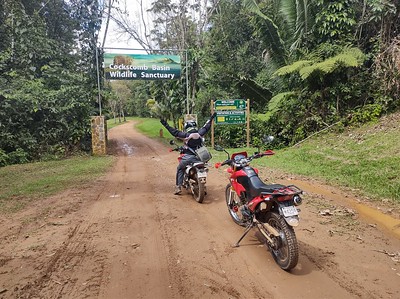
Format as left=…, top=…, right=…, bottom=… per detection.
left=1, top=0, right=400, bottom=165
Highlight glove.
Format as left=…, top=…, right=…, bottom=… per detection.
left=210, top=112, right=217, bottom=120
left=160, top=119, right=168, bottom=126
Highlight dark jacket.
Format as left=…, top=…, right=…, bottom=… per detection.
left=160, top=114, right=216, bottom=155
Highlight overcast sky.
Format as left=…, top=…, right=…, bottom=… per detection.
left=99, top=0, right=145, bottom=50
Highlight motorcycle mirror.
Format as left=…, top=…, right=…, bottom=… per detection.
left=214, top=144, right=230, bottom=159
left=214, top=145, right=224, bottom=152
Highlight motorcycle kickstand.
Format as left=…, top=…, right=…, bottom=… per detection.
left=232, top=221, right=255, bottom=248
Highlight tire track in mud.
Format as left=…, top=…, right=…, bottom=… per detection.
left=16, top=134, right=163, bottom=299
left=152, top=199, right=193, bottom=298
left=98, top=128, right=180, bottom=298
left=154, top=188, right=273, bottom=299
left=136, top=147, right=187, bottom=299
left=299, top=242, right=365, bottom=298
left=131, top=135, right=221, bottom=298
left=15, top=221, right=107, bottom=299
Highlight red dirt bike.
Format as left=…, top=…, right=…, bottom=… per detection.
left=169, top=140, right=211, bottom=203
left=214, top=141, right=303, bottom=271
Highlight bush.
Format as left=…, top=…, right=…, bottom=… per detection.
left=349, top=104, right=383, bottom=124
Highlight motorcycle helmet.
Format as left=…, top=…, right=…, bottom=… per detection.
left=184, top=121, right=197, bottom=133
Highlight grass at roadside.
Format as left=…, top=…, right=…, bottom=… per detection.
left=107, top=116, right=136, bottom=129
left=107, top=117, right=174, bottom=142
left=263, top=124, right=400, bottom=203
left=0, top=155, right=115, bottom=213
left=135, top=117, right=174, bottom=140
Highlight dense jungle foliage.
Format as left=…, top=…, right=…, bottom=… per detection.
left=0, top=0, right=102, bottom=165
left=1, top=0, right=400, bottom=166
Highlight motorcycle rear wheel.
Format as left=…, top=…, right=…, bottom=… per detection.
left=192, top=174, right=205, bottom=203
left=265, top=212, right=298, bottom=271
left=225, top=184, right=247, bottom=227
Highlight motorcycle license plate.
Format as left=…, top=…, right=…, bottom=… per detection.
left=281, top=206, right=298, bottom=217
left=197, top=171, right=207, bottom=178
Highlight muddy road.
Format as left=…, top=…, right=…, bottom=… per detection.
left=1, top=121, right=399, bottom=299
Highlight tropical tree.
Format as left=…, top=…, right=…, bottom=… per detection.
left=0, top=0, right=104, bottom=165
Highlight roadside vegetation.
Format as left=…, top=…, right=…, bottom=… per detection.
left=0, top=155, right=114, bottom=213
left=263, top=118, right=400, bottom=203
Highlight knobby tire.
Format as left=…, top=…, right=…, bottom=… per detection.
left=193, top=174, right=205, bottom=203
left=266, top=212, right=299, bottom=271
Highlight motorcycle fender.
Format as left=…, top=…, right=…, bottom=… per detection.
left=185, top=166, right=192, bottom=175
left=196, top=169, right=207, bottom=183
left=284, top=216, right=299, bottom=227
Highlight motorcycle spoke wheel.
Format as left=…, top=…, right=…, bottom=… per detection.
left=192, top=175, right=205, bottom=203
left=266, top=213, right=298, bottom=271
left=225, top=184, right=247, bottom=227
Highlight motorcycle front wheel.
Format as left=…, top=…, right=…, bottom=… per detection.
left=192, top=174, right=205, bottom=203
left=265, top=212, right=298, bottom=271
left=225, top=184, right=248, bottom=227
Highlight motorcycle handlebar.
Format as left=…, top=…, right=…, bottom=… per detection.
left=215, top=150, right=275, bottom=168
left=251, top=150, right=275, bottom=159
left=170, top=146, right=184, bottom=153
left=221, top=159, right=232, bottom=166
left=214, top=160, right=231, bottom=169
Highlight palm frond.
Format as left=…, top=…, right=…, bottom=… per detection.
left=241, top=0, right=262, bottom=15
left=242, top=0, right=287, bottom=63
left=280, top=0, right=315, bottom=52
left=280, top=0, right=297, bottom=28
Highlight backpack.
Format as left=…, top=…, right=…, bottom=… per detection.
left=194, top=146, right=212, bottom=162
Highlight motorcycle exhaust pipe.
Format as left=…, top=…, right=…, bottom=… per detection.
left=293, top=195, right=302, bottom=206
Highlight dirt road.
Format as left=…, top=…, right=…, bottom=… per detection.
left=1, top=121, right=399, bottom=299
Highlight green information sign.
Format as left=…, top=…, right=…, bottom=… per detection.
left=214, top=99, right=246, bottom=110
left=215, top=110, right=246, bottom=124
left=211, top=99, right=250, bottom=146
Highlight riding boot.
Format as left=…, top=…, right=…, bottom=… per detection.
left=174, top=185, right=182, bottom=195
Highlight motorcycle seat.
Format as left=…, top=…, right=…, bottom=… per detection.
left=192, top=162, right=205, bottom=167
left=248, top=176, right=285, bottom=199
left=239, top=167, right=285, bottom=200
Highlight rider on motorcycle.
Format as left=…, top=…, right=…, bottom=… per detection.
left=160, top=112, right=217, bottom=194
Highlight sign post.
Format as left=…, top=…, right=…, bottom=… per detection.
left=211, top=99, right=250, bottom=147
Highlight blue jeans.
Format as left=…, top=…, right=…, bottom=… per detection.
left=176, top=154, right=200, bottom=186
